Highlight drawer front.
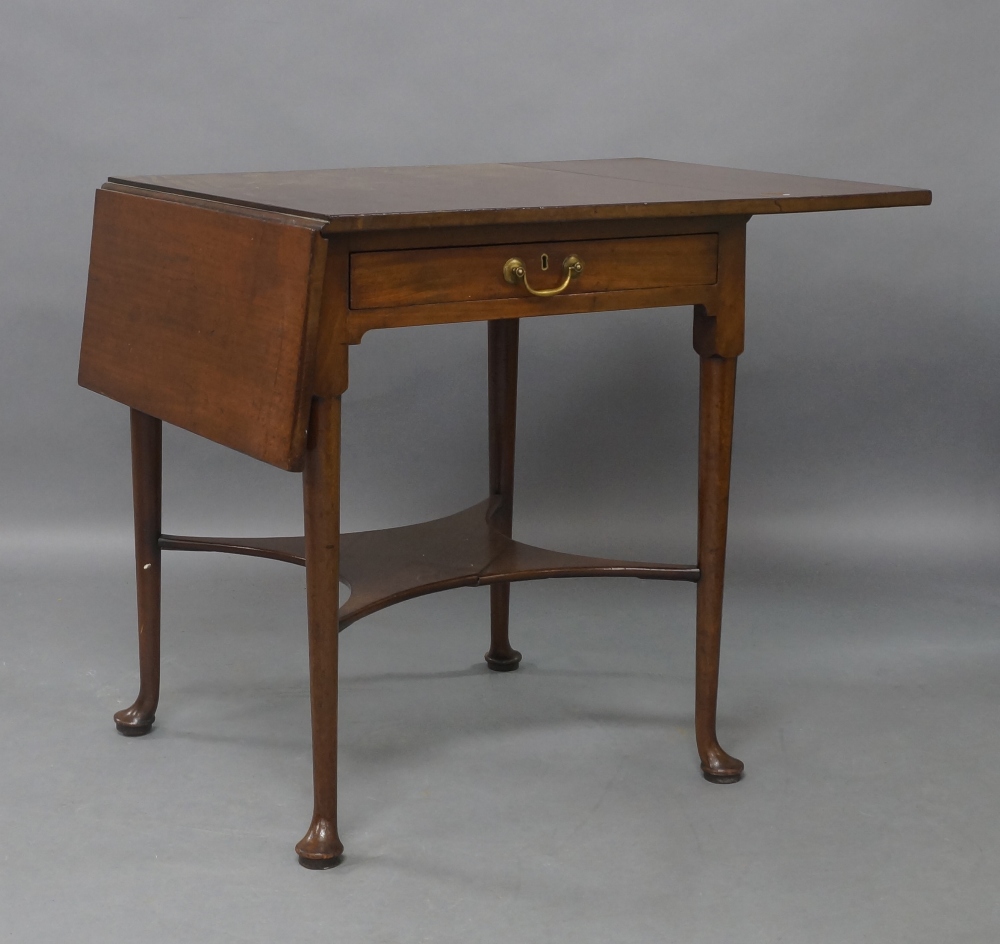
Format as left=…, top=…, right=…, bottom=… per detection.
left=350, top=233, right=718, bottom=310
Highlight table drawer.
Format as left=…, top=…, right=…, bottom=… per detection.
left=349, top=233, right=718, bottom=310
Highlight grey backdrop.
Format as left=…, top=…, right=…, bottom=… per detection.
left=1, top=2, right=999, bottom=942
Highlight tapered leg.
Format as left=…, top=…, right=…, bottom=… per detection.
left=296, top=396, right=346, bottom=868
left=115, top=409, right=162, bottom=736
left=695, top=355, right=744, bottom=784
left=485, top=319, right=522, bottom=671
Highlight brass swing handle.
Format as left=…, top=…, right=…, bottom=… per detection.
left=503, top=254, right=584, bottom=297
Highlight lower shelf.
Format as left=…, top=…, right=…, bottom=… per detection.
left=159, top=499, right=698, bottom=628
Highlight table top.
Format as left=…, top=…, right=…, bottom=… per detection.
left=112, top=158, right=931, bottom=232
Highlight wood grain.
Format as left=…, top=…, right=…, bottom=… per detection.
left=693, top=219, right=746, bottom=358
left=111, top=158, right=931, bottom=232
left=91, top=156, right=931, bottom=868
left=156, top=499, right=699, bottom=630
left=345, top=283, right=715, bottom=343
left=349, top=233, right=718, bottom=310
left=79, top=188, right=327, bottom=470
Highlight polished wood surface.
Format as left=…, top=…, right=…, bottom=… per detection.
left=694, top=356, right=743, bottom=783
left=80, top=157, right=929, bottom=868
left=158, top=500, right=699, bottom=630
left=113, top=410, right=162, bottom=737
left=297, top=396, right=345, bottom=867
left=79, top=188, right=327, bottom=471
left=486, top=319, right=522, bottom=671
left=342, top=217, right=744, bottom=342
left=113, top=158, right=930, bottom=231
left=350, top=233, right=718, bottom=309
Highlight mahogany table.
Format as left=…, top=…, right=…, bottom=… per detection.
left=78, top=159, right=930, bottom=868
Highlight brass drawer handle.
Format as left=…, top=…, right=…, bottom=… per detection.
left=503, top=254, right=584, bottom=297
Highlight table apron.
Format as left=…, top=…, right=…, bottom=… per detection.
left=345, top=283, right=723, bottom=340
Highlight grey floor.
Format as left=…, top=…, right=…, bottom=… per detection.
left=2, top=532, right=999, bottom=943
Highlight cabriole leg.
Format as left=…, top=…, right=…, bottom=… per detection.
left=296, top=396, right=346, bottom=868
left=115, top=409, right=162, bottom=736
left=695, top=355, right=744, bottom=784
left=485, top=318, right=522, bottom=671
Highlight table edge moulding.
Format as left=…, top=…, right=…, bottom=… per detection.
left=77, top=158, right=931, bottom=868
